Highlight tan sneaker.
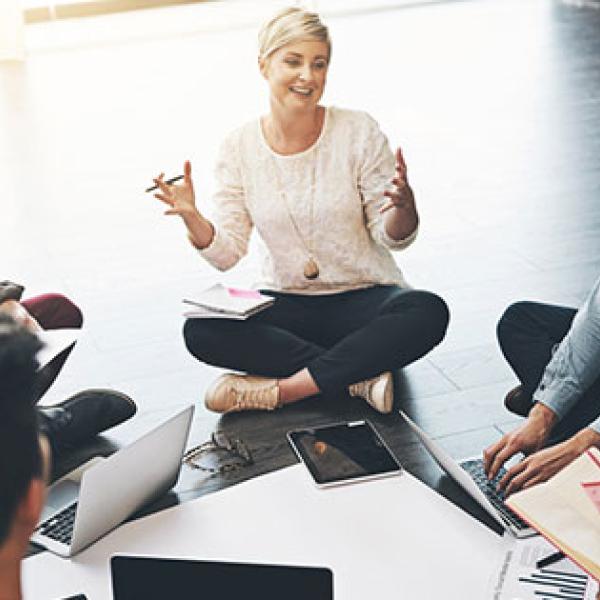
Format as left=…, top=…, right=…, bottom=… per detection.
left=348, top=372, right=394, bottom=414
left=204, top=374, right=280, bottom=413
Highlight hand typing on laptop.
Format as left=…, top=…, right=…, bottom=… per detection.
left=484, top=419, right=600, bottom=497
left=488, top=276, right=600, bottom=496
left=483, top=397, right=600, bottom=497
left=484, top=404, right=555, bottom=476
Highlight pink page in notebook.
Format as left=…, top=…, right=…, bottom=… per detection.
left=227, top=287, right=263, bottom=300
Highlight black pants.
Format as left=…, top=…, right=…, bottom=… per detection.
left=497, top=301, right=600, bottom=443
left=184, top=285, right=449, bottom=395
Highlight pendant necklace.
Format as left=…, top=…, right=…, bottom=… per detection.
left=273, top=150, right=320, bottom=280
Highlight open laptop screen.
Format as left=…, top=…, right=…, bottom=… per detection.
left=111, top=556, right=333, bottom=600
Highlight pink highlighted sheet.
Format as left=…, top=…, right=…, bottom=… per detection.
left=227, top=287, right=263, bottom=300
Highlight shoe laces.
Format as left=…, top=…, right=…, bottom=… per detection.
left=350, top=377, right=375, bottom=400
left=230, top=382, right=278, bottom=411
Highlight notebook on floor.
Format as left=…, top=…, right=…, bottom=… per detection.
left=399, top=410, right=536, bottom=538
left=31, top=405, right=194, bottom=557
left=110, top=556, right=334, bottom=600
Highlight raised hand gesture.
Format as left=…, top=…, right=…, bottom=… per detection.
left=379, top=147, right=418, bottom=241
left=380, top=147, right=414, bottom=214
left=150, top=160, right=215, bottom=249
left=153, top=160, right=197, bottom=218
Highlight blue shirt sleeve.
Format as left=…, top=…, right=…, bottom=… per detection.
left=533, top=275, right=600, bottom=433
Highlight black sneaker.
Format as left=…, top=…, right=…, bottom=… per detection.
left=37, top=389, right=137, bottom=452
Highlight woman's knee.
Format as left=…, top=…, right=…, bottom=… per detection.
left=183, top=319, right=224, bottom=363
left=418, top=291, right=450, bottom=345
left=389, top=289, right=449, bottom=346
left=54, top=294, right=83, bottom=328
left=29, top=293, right=83, bottom=329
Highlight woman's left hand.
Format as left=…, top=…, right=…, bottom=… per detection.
left=380, top=147, right=414, bottom=214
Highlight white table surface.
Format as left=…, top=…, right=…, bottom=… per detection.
left=23, top=464, right=504, bottom=599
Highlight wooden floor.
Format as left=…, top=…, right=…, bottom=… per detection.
left=3, top=0, right=599, bottom=541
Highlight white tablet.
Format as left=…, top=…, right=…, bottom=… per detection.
left=287, top=420, right=402, bottom=488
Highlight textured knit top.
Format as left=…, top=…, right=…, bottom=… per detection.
left=199, top=106, right=417, bottom=294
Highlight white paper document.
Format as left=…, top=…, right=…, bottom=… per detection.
left=35, top=328, right=79, bottom=370
left=488, top=534, right=599, bottom=599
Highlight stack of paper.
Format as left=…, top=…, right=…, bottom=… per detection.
left=488, top=535, right=598, bottom=599
left=183, top=284, right=274, bottom=319
left=506, top=447, right=600, bottom=580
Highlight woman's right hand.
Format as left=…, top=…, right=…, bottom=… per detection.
left=152, top=160, right=216, bottom=249
left=153, top=160, right=199, bottom=219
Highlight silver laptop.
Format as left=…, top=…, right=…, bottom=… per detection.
left=32, top=405, right=194, bottom=557
left=399, top=410, right=536, bottom=538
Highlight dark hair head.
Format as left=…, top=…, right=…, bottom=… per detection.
left=0, top=314, right=44, bottom=544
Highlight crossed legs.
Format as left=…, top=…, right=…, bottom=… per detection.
left=184, top=285, right=449, bottom=411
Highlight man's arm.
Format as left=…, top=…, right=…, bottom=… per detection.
left=534, top=276, right=600, bottom=419
left=484, top=275, right=600, bottom=490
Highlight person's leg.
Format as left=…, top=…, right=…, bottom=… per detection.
left=37, top=389, right=137, bottom=457
left=184, top=293, right=331, bottom=412
left=189, top=286, right=448, bottom=412
left=21, top=294, right=137, bottom=452
left=496, top=301, right=577, bottom=408
left=497, top=301, right=600, bottom=444
left=304, top=286, right=449, bottom=395
left=183, top=291, right=328, bottom=380
left=21, top=293, right=83, bottom=403
left=21, top=293, right=83, bottom=330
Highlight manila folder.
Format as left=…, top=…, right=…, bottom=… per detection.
left=507, top=447, right=600, bottom=579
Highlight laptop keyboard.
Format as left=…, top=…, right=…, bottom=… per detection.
left=460, top=459, right=530, bottom=531
left=37, top=501, right=78, bottom=545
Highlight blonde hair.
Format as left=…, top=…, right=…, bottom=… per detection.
left=258, top=7, right=331, bottom=63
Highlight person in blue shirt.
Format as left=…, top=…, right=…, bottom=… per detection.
left=484, top=275, right=600, bottom=494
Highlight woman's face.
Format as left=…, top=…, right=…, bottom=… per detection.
left=261, top=39, right=329, bottom=113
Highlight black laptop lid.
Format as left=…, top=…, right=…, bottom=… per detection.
left=111, top=556, right=333, bottom=600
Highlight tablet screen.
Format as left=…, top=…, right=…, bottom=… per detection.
left=287, top=420, right=402, bottom=486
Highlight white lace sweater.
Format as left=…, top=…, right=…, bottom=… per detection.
left=200, top=106, right=417, bottom=294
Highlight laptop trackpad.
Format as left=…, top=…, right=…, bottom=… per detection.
left=41, top=480, right=80, bottom=522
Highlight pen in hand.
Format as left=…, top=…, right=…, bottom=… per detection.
left=145, top=175, right=184, bottom=193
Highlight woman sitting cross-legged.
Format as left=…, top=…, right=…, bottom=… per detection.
left=151, top=7, right=449, bottom=414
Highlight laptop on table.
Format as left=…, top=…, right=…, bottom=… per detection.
left=31, top=405, right=194, bottom=557
left=399, top=410, right=536, bottom=538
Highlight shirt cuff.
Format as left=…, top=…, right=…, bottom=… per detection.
left=193, top=226, right=239, bottom=272
left=533, top=372, right=582, bottom=420
left=379, top=222, right=419, bottom=250
left=589, top=418, right=600, bottom=436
